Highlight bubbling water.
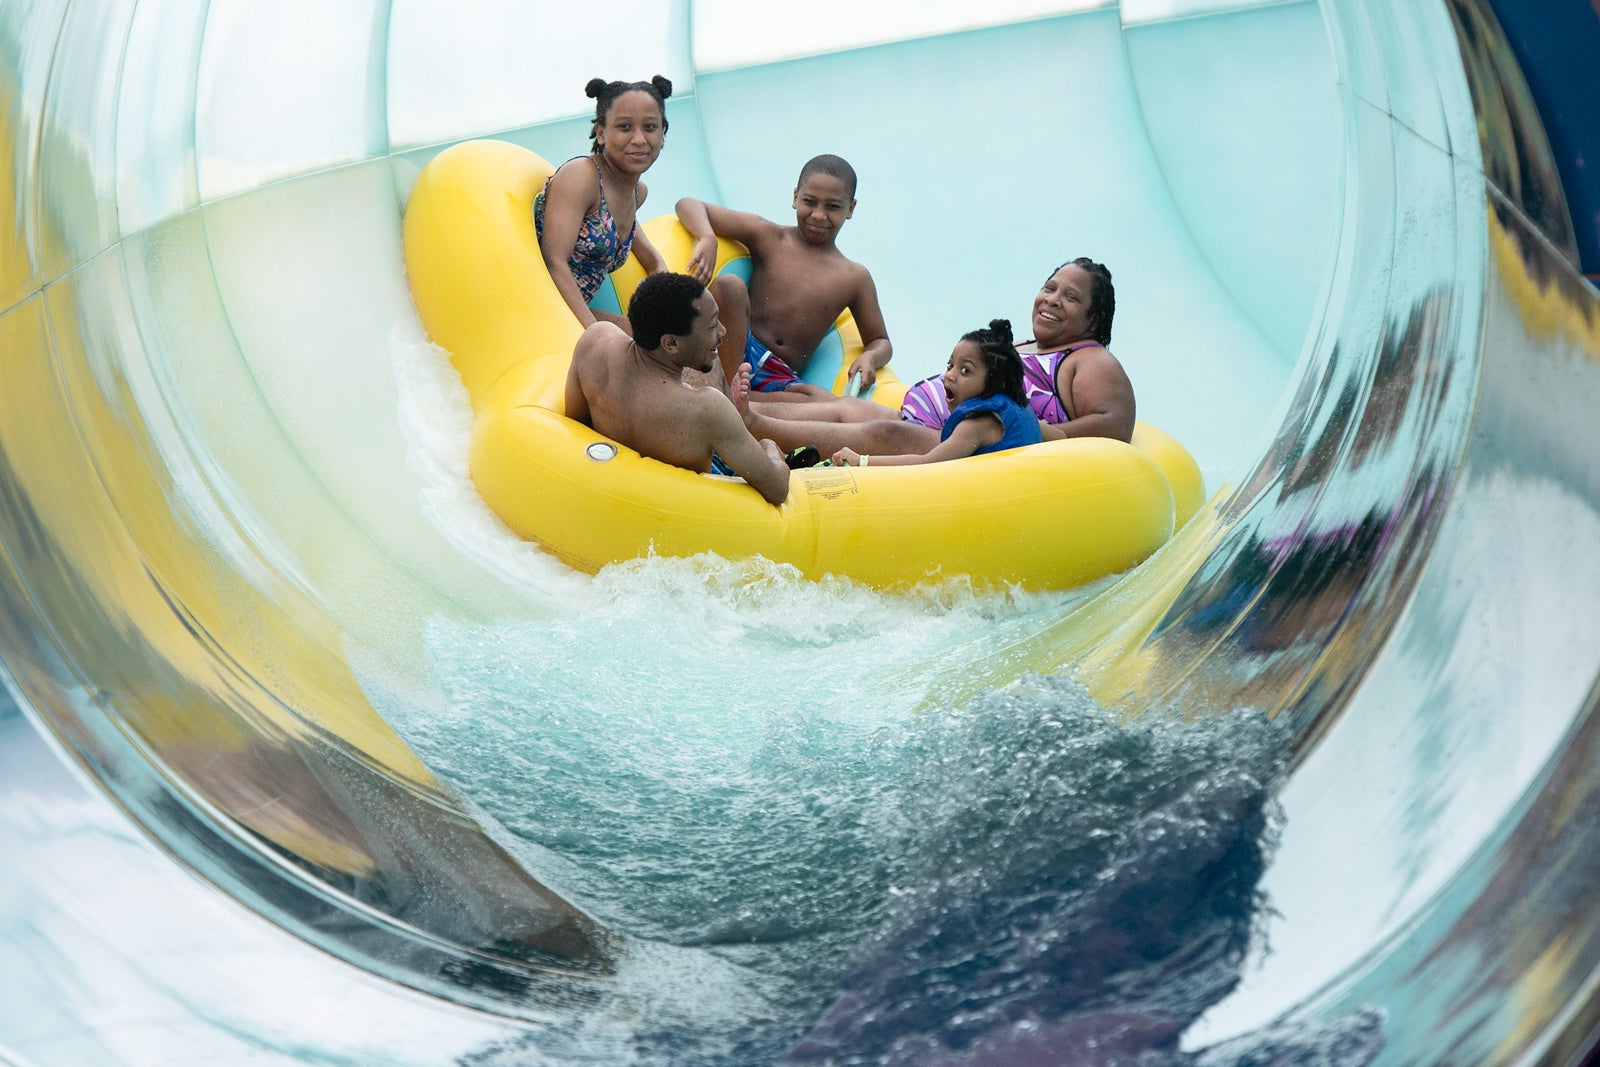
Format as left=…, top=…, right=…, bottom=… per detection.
left=392, top=600, right=1307, bottom=1063
left=382, top=308, right=1378, bottom=1066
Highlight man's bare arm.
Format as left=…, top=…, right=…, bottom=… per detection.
left=563, top=368, right=591, bottom=427
left=703, top=395, right=789, bottom=505
left=565, top=323, right=620, bottom=425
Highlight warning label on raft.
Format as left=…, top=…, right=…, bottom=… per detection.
left=799, top=468, right=859, bottom=499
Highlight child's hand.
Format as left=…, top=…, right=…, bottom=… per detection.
left=686, top=235, right=718, bottom=283
left=846, top=356, right=878, bottom=390
left=832, top=447, right=863, bottom=467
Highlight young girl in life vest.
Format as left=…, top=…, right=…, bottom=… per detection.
left=830, top=319, right=1042, bottom=467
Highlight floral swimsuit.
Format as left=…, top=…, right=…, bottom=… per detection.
left=533, top=156, right=639, bottom=302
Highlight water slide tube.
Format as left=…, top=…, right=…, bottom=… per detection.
left=3, top=2, right=1600, bottom=1064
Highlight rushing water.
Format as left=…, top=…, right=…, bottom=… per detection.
left=371, top=309, right=1392, bottom=1067
left=394, top=612, right=1389, bottom=1067
left=395, top=645, right=1290, bottom=1064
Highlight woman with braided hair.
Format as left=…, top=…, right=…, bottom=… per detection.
left=899, top=258, right=1135, bottom=443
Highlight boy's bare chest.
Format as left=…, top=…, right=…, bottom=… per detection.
left=751, top=255, right=853, bottom=307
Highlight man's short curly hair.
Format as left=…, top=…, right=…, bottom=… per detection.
left=627, top=272, right=706, bottom=350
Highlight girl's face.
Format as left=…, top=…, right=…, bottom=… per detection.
left=1032, top=263, right=1095, bottom=348
left=942, top=340, right=990, bottom=407
left=595, top=90, right=665, bottom=176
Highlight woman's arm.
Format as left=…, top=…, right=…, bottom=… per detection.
left=1045, top=348, right=1136, bottom=442
left=625, top=180, right=666, bottom=275
left=630, top=220, right=667, bottom=276
left=538, top=162, right=604, bottom=327
left=832, top=414, right=1000, bottom=467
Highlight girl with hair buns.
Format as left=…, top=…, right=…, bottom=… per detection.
left=534, top=75, right=674, bottom=330
left=831, top=320, right=1041, bottom=467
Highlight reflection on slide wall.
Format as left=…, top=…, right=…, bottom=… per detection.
left=3, top=1, right=1600, bottom=1065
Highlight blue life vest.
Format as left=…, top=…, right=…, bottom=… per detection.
left=941, top=394, right=1043, bottom=456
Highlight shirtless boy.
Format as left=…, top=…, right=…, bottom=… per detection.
left=565, top=272, right=790, bottom=505
left=675, top=154, right=891, bottom=401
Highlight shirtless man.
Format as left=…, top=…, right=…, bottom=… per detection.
left=565, top=272, right=790, bottom=505
left=676, top=154, right=892, bottom=401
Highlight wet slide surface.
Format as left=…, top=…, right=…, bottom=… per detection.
left=3, top=2, right=1600, bottom=1064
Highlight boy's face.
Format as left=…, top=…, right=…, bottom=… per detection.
left=792, top=174, right=855, bottom=245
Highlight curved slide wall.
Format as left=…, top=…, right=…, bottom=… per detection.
left=2, top=1, right=1600, bottom=1064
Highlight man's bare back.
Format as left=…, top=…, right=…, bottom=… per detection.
left=564, top=277, right=789, bottom=505
left=566, top=325, right=721, bottom=471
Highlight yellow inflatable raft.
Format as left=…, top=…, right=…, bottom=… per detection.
left=402, top=139, right=1204, bottom=591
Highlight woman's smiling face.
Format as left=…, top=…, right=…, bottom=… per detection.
left=1032, top=263, right=1095, bottom=349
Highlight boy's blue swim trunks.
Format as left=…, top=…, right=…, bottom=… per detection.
left=744, top=331, right=802, bottom=392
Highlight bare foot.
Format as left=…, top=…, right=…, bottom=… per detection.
left=730, top=363, right=753, bottom=418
